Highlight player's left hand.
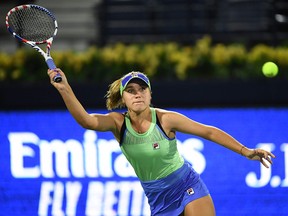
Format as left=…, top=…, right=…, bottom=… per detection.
left=246, top=148, right=276, bottom=168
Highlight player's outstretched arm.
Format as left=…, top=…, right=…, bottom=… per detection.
left=160, top=110, right=276, bottom=168
left=47, top=69, right=117, bottom=132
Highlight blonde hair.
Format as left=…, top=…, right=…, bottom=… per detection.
left=105, top=78, right=125, bottom=110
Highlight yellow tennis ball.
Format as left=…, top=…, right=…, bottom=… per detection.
left=262, top=62, right=278, bottom=77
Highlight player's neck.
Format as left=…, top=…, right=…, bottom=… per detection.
left=128, top=107, right=151, bottom=123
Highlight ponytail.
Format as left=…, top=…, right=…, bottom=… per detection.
left=105, top=78, right=125, bottom=110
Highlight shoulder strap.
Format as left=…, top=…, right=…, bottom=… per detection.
left=119, top=112, right=127, bottom=146
left=155, top=109, right=169, bottom=137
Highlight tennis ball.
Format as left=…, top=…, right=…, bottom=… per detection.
left=262, top=62, right=278, bottom=78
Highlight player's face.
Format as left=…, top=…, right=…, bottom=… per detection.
left=122, top=80, right=151, bottom=111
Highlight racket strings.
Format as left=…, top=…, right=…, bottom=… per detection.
left=8, top=7, right=55, bottom=42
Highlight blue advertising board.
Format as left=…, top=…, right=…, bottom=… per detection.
left=0, top=108, right=287, bottom=216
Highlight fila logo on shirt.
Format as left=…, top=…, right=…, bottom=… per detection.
left=152, top=143, right=160, bottom=150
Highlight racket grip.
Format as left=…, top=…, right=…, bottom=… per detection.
left=46, top=58, right=62, bottom=83
left=46, top=58, right=56, bottom=69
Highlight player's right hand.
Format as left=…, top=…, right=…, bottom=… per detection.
left=47, top=68, right=67, bottom=89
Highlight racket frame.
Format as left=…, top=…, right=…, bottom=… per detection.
left=5, top=4, right=61, bottom=82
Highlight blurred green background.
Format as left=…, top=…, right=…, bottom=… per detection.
left=0, top=0, right=288, bottom=109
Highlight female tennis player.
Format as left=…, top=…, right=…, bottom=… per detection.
left=48, top=69, right=275, bottom=216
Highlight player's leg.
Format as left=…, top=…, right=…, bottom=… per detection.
left=183, top=195, right=216, bottom=216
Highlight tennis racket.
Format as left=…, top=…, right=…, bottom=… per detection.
left=5, top=4, right=62, bottom=82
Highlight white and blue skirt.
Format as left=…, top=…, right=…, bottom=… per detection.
left=140, top=162, right=209, bottom=216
